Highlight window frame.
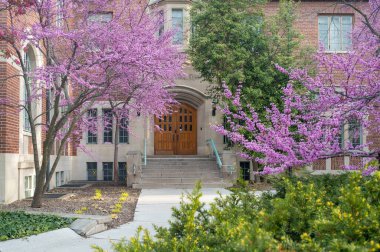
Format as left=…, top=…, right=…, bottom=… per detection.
left=119, top=117, right=129, bottom=144
left=103, top=162, right=113, bottom=181
left=172, top=8, right=184, bottom=45
left=55, top=171, right=60, bottom=187
left=24, top=175, right=35, bottom=198
left=158, top=10, right=165, bottom=37
left=318, top=14, right=353, bottom=53
left=103, top=109, right=113, bottom=143
left=56, top=0, right=64, bottom=27
left=87, top=162, right=98, bottom=181
left=118, top=162, right=127, bottom=183
left=88, top=12, right=113, bottom=23
left=23, top=52, right=32, bottom=132
left=87, top=108, right=98, bottom=144
left=348, top=119, right=362, bottom=148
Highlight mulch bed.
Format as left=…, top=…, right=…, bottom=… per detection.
left=0, top=185, right=141, bottom=229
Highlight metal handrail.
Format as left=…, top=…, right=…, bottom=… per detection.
left=206, top=139, right=222, bottom=170
left=143, top=138, right=147, bottom=166
left=207, top=139, right=236, bottom=174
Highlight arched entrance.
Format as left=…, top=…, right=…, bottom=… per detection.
left=154, top=103, right=197, bottom=155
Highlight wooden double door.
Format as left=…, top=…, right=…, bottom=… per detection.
left=154, top=103, right=197, bottom=155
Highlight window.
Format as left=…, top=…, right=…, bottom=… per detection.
left=55, top=172, right=60, bottom=187
left=56, top=0, right=64, bottom=27
left=118, top=162, right=127, bottom=183
left=103, top=162, right=113, bottom=181
left=87, top=162, right=97, bottom=181
left=24, top=175, right=35, bottom=198
left=240, top=162, right=250, bottom=181
left=87, top=109, right=98, bottom=144
left=119, top=117, right=129, bottom=144
left=103, top=109, right=113, bottom=143
left=172, top=9, right=184, bottom=44
left=158, top=10, right=165, bottom=37
left=223, top=117, right=233, bottom=146
left=61, top=105, right=68, bottom=116
left=23, top=52, right=32, bottom=132
left=348, top=119, right=362, bottom=147
left=336, top=124, right=345, bottom=149
left=88, top=12, right=113, bottom=23
left=318, top=15, right=352, bottom=52
left=60, top=171, right=65, bottom=185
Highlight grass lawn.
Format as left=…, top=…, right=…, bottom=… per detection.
left=0, top=211, right=74, bottom=241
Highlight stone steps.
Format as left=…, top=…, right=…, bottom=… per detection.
left=140, top=177, right=223, bottom=184
left=142, top=172, right=220, bottom=178
left=134, top=156, right=230, bottom=189
left=133, top=182, right=232, bottom=189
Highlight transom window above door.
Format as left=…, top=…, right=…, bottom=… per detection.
left=318, top=15, right=352, bottom=52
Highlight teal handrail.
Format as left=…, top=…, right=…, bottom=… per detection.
left=207, top=139, right=236, bottom=174
left=143, top=138, right=147, bottom=166
left=206, top=139, right=222, bottom=170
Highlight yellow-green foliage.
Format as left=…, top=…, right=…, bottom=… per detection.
left=93, top=189, right=103, bottom=200
left=110, top=192, right=129, bottom=215
left=74, top=207, right=88, bottom=215
left=94, top=172, right=380, bottom=252
left=118, top=192, right=129, bottom=203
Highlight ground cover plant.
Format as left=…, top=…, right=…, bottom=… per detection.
left=0, top=211, right=73, bottom=241
left=95, top=172, right=380, bottom=252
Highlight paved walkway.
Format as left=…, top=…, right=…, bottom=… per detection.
left=0, top=188, right=231, bottom=252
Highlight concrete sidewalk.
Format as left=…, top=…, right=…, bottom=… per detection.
left=0, top=188, right=230, bottom=252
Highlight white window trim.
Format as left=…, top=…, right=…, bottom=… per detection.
left=318, top=15, right=353, bottom=53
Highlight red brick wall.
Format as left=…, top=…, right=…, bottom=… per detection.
left=265, top=1, right=368, bottom=49
left=266, top=1, right=375, bottom=171
left=0, top=62, right=20, bottom=153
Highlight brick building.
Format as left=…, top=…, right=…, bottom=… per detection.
left=0, top=0, right=374, bottom=204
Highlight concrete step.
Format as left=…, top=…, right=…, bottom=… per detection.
left=147, top=155, right=211, bottom=159
left=142, top=171, right=220, bottom=178
left=143, top=167, right=219, bottom=172
left=140, top=177, right=223, bottom=184
left=145, top=161, right=217, bottom=166
left=144, top=167, right=218, bottom=171
left=133, top=182, right=233, bottom=189
left=136, top=156, right=226, bottom=189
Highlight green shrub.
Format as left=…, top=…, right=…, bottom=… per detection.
left=0, top=211, right=74, bottom=241
left=94, top=172, right=380, bottom=252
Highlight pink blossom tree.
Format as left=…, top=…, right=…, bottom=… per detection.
left=215, top=0, right=380, bottom=175
left=0, top=0, right=183, bottom=207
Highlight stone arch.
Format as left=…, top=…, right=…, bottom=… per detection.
left=168, top=85, right=208, bottom=108
left=24, top=44, right=37, bottom=72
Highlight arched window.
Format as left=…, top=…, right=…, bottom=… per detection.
left=23, top=45, right=36, bottom=132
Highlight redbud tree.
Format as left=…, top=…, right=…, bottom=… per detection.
left=215, top=0, right=380, bottom=175
left=0, top=0, right=183, bottom=207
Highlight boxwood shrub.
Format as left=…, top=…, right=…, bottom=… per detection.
left=94, top=172, right=380, bottom=252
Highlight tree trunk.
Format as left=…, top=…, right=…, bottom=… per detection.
left=31, top=170, right=46, bottom=208
left=287, top=167, right=293, bottom=177
left=113, top=115, right=120, bottom=184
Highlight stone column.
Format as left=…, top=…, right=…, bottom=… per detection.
left=221, top=150, right=238, bottom=182
left=126, top=151, right=142, bottom=187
